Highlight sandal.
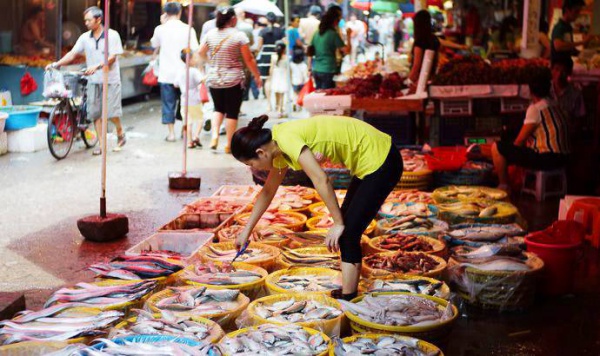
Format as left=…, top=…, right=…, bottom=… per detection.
left=92, top=148, right=102, bottom=156
left=192, top=138, right=202, bottom=148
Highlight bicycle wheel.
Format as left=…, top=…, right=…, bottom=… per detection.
left=47, top=101, right=75, bottom=160
left=78, top=103, right=98, bottom=148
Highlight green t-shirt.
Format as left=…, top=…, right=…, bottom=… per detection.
left=311, top=29, right=344, bottom=74
left=551, top=19, right=575, bottom=62
left=271, top=115, right=392, bottom=179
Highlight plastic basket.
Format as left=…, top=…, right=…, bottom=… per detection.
left=362, top=251, right=447, bottom=279
left=378, top=202, right=439, bottom=220
left=110, top=313, right=225, bottom=343
left=500, top=97, right=529, bottom=113
left=439, top=99, right=472, bottom=116
left=344, top=292, right=458, bottom=343
left=1, top=106, right=42, bottom=131
left=265, top=267, right=342, bottom=296
left=199, top=241, right=281, bottom=272
left=89, top=335, right=203, bottom=350
left=145, top=287, right=250, bottom=330
left=432, top=185, right=507, bottom=204
left=217, top=225, right=292, bottom=248
left=358, top=275, right=451, bottom=299
left=396, top=170, right=433, bottom=190
left=366, top=234, right=446, bottom=258
left=448, top=252, right=544, bottom=311
left=0, top=341, right=71, bottom=356
left=425, top=146, right=467, bottom=171
left=375, top=218, right=449, bottom=237
left=307, top=216, right=376, bottom=236
left=329, top=333, right=444, bottom=356
left=180, top=261, right=268, bottom=300
left=277, top=246, right=340, bottom=270
left=246, top=294, right=344, bottom=337
left=219, top=325, right=331, bottom=356
left=433, top=162, right=494, bottom=187
left=436, top=200, right=519, bottom=225
left=323, top=167, right=352, bottom=189
left=234, top=211, right=308, bottom=232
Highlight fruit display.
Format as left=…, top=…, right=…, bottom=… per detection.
left=433, top=55, right=550, bottom=86
left=343, top=59, right=383, bottom=78
left=323, top=72, right=406, bottom=99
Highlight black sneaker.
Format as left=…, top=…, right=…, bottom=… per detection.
left=204, top=120, right=211, bottom=132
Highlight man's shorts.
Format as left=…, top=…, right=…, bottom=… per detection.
left=496, top=141, right=568, bottom=171
left=180, top=104, right=203, bottom=123
left=87, top=83, right=123, bottom=120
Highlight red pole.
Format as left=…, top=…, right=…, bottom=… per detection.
left=182, top=2, right=194, bottom=175
left=100, top=0, right=110, bottom=218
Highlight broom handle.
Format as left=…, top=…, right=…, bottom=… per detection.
left=100, top=0, right=110, bottom=218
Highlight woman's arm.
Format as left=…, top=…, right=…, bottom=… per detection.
left=198, top=42, right=209, bottom=60
left=241, top=44, right=262, bottom=88
left=514, top=123, right=538, bottom=147
left=439, top=38, right=468, bottom=50
left=236, top=167, right=287, bottom=249
left=297, top=147, right=344, bottom=252
left=339, top=28, right=352, bottom=55
left=539, top=34, right=551, bottom=59
left=408, top=46, right=424, bottom=84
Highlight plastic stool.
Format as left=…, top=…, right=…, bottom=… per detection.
left=567, top=198, right=600, bottom=248
left=521, top=169, right=567, bottom=202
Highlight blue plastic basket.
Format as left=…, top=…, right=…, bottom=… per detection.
left=89, top=334, right=205, bottom=350
left=0, top=105, right=42, bottom=131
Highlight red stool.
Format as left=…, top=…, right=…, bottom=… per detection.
left=566, top=198, right=600, bottom=248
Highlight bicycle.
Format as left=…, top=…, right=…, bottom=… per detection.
left=46, top=70, right=98, bottom=160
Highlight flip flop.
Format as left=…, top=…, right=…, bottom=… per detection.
left=165, top=136, right=176, bottom=142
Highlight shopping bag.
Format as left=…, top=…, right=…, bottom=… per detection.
left=142, top=67, right=158, bottom=86
left=20, top=71, right=38, bottom=96
left=199, top=82, right=209, bottom=103
left=42, top=69, right=67, bottom=98
left=296, top=79, right=315, bottom=107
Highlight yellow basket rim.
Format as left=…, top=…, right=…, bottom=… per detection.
left=181, top=261, right=268, bottom=290
left=368, top=235, right=446, bottom=255
left=363, top=252, right=447, bottom=278
left=334, top=333, right=443, bottom=355
left=247, top=293, right=342, bottom=327
left=200, top=241, right=281, bottom=265
left=265, top=267, right=342, bottom=295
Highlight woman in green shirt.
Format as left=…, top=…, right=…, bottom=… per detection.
left=307, top=6, right=351, bottom=89
left=230, top=115, right=403, bottom=300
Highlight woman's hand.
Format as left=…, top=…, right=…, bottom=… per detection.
left=255, top=75, right=263, bottom=89
left=235, top=229, right=251, bottom=251
left=325, top=224, right=345, bottom=253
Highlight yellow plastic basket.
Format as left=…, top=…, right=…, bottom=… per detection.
left=180, top=261, right=267, bottom=300
left=246, top=293, right=344, bottom=337
left=265, top=267, right=342, bottom=296
left=235, top=211, right=308, bottom=232
left=366, top=234, right=447, bottom=258
left=276, top=246, right=340, bottom=270
left=144, top=287, right=250, bottom=331
left=436, top=200, right=518, bottom=225
left=432, top=185, right=508, bottom=204
left=0, top=341, right=72, bottom=355
left=328, top=333, right=444, bottom=356
left=344, top=292, right=458, bottom=343
left=219, top=325, right=331, bottom=356
left=357, top=275, right=451, bottom=299
left=361, top=252, right=447, bottom=279
left=199, top=241, right=281, bottom=272
left=314, top=189, right=348, bottom=202
left=396, top=170, right=433, bottom=190
left=217, top=225, right=292, bottom=248
left=111, top=313, right=225, bottom=343
left=306, top=216, right=376, bottom=236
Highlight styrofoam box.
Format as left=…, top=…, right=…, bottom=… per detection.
left=0, top=132, right=7, bottom=155
left=126, top=231, right=213, bottom=265
left=7, top=123, right=48, bottom=153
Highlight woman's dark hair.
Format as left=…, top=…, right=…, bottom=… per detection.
left=539, top=19, right=549, bottom=34
left=499, top=16, right=518, bottom=44
left=180, top=49, right=188, bottom=63
left=28, top=5, right=44, bottom=18
left=216, top=7, right=236, bottom=29
left=291, top=14, right=301, bottom=23
left=275, top=41, right=286, bottom=65
left=528, top=67, right=552, bottom=98
left=413, top=10, right=434, bottom=47
left=231, top=115, right=272, bottom=161
left=563, top=0, right=585, bottom=12
left=319, top=6, right=342, bottom=35
left=266, top=12, right=277, bottom=25
left=163, top=2, right=182, bottom=15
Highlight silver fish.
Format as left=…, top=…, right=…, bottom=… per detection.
left=275, top=274, right=341, bottom=292
left=333, top=335, right=440, bottom=356
left=257, top=299, right=341, bottom=323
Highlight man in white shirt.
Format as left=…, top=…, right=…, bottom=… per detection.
left=299, top=6, right=321, bottom=44
left=49, top=6, right=125, bottom=156
left=151, top=2, right=199, bottom=142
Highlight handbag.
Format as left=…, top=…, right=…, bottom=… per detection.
left=142, top=67, right=158, bottom=86
left=199, top=82, right=209, bottom=103
left=296, top=78, right=315, bottom=107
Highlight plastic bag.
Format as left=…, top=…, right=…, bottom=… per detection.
left=43, top=70, right=68, bottom=98
left=296, top=79, right=315, bottom=107
left=142, top=67, right=158, bottom=86
left=20, top=71, right=38, bottom=96
left=199, top=82, right=209, bottom=103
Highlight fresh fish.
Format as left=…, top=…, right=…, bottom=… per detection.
left=44, top=280, right=157, bottom=308
left=280, top=248, right=341, bottom=269
left=218, top=323, right=328, bottom=355
left=459, top=259, right=531, bottom=271
left=374, top=233, right=434, bottom=252
left=89, top=255, right=183, bottom=280
left=448, top=224, right=525, bottom=242
left=181, top=262, right=263, bottom=286
left=255, top=298, right=342, bottom=323
left=61, top=338, right=216, bottom=355
left=153, top=286, right=240, bottom=316
left=333, top=335, right=440, bottom=356
left=275, top=274, right=341, bottom=292
left=338, top=294, right=453, bottom=327
left=366, top=278, right=446, bottom=297
left=206, top=246, right=272, bottom=263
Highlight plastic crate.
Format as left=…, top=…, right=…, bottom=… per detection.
left=363, top=113, right=416, bottom=147
left=439, top=99, right=472, bottom=117
left=500, top=97, right=530, bottom=113
left=1, top=105, right=42, bottom=131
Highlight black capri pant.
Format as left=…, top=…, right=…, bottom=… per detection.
left=209, top=84, right=244, bottom=119
left=339, top=146, right=403, bottom=263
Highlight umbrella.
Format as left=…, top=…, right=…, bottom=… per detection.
left=350, top=0, right=372, bottom=11
left=372, top=1, right=399, bottom=13
left=233, top=0, right=283, bottom=17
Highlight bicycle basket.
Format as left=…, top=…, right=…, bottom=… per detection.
left=63, top=73, right=83, bottom=98
left=43, top=70, right=69, bottom=98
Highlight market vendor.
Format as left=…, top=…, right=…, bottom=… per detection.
left=231, top=115, right=403, bottom=300
left=18, top=5, right=53, bottom=55
left=551, top=0, right=590, bottom=69
left=491, top=68, right=570, bottom=192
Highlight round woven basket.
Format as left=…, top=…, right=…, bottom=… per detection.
left=436, top=200, right=518, bottom=225
left=328, top=333, right=444, bottom=356
left=396, top=170, right=433, bottom=190
left=199, top=241, right=281, bottom=272
left=265, top=267, right=342, bottom=296
left=366, top=234, right=447, bottom=258
left=361, top=251, right=447, bottom=279
left=307, top=216, right=376, bottom=236
left=432, top=185, right=507, bottom=204
left=277, top=246, right=340, bottom=270
left=235, top=211, right=307, bottom=232
left=358, top=275, right=451, bottom=299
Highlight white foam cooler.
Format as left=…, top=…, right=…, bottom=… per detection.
left=0, top=132, right=7, bottom=155
left=303, top=92, right=351, bottom=115
left=7, top=123, right=48, bottom=153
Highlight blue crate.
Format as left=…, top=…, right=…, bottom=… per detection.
left=0, top=105, right=42, bottom=130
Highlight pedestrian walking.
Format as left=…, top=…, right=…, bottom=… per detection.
left=269, top=42, right=289, bottom=115
left=290, top=49, right=309, bottom=95
left=151, top=2, right=199, bottom=142
left=299, top=5, right=321, bottom=44
left=175, top=50, right=206, bottom=149
left=48, top=6, right=126, bottom=156
left=257, top=12, right=284, bottom=111
left=198, top=7, right=262, bottom=153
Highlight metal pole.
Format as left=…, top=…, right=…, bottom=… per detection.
left=56, top=0, right=63, bottom=61
left=284, top=0, right=292, bottom=116
left=100, top=0, right=110, bottom=218
left=182, top=1, right=194, bottom=175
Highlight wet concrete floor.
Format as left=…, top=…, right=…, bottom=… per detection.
left=0, top=98, right=598, bottom=355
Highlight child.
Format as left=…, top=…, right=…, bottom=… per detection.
left=290, top=48, right=309, bottom=95
left=269, top=41, right=289, bottom=115
left=176, top=50, right=205, bottom=148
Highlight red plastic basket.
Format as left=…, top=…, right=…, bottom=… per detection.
left=425, top=147, right=467, bottom=171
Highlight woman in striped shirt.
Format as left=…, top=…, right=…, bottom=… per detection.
left=199, top=7, right=262, bottom=153
left=492, top=68, right=570, bottom=192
